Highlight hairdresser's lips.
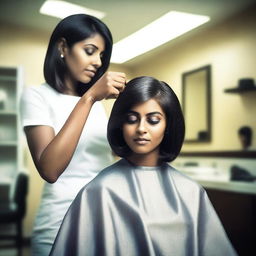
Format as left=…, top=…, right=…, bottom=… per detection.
left=84, top=69, right=96, bottom=78
left=133, top=138, right=150, bottom=145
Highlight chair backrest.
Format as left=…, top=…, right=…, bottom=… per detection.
left=14, top=173, right=29, bottom=219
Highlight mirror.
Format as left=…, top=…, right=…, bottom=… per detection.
left=182, top=65, right=211, bottom=142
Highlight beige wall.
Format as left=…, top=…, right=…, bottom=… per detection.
left=0, top=24, right=49, bottom=86
left=127, top=6, right=256, bottom=151
left=0, top=5, right=255, bottom=237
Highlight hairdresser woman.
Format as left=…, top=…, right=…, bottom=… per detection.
left=20, top=14, right=126, bottom=255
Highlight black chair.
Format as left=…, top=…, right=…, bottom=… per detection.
left=0, top=173, right=29, bottom=256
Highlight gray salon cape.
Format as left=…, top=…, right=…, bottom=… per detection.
left=50, top=159, right=237, bottom=256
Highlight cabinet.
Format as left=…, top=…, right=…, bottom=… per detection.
left=0, top=66, right=23, bottom=201
left=206, top=189, right=256, bottom=256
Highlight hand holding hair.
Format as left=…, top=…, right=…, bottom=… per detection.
left=85, top=71, right=126, bottom=102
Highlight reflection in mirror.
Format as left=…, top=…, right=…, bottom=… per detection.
left=182, top=65, right=211, bottom=142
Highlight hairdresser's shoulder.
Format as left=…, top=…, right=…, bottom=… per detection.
left=23, top=83, right=56, bottom=96
left=21, top=83, right=60, bottom=106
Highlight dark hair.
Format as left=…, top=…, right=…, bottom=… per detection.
left=44, top=14, right=113, bottom=96
left=107, top=76, right=185, bottom=162
left=238, top=126, right=252, bottom=147
left=239, top=126, right=252, bottom=137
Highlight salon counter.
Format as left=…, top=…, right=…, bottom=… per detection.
left=179, top=170, right=256, bottom=256
left=176, top=165, right=256, bottom=195
left=191, top=177, right=256, bottom=195
left=174, top=152, right=256, bottom=255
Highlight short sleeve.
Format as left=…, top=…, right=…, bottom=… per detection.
left=20, top=86, right=54, bottom=128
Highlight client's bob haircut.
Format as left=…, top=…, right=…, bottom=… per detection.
left=107, top=76, right=185, bottom=162
left=44, top=14, right=113, bottom=96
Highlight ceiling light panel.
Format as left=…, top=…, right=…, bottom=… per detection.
left=40, top=0, right=105, bottom=19
left=111, top=11, right=210, bottom=64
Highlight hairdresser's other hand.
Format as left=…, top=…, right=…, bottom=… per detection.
left=85, top=71, right=126, bottom=102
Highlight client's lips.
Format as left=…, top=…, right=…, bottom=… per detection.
left=134, top=138, right=150, bottom=144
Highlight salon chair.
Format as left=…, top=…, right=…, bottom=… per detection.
left=0, top=172, right=28, bottom=256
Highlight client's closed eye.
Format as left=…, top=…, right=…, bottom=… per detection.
left=147, top=116, right=161, bottom=125
left=125, top=114, right=138, bottom=124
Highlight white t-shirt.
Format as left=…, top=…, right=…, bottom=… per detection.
left=20, top=83, right=114, bottom=254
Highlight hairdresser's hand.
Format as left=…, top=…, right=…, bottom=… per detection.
left=85, top=71, right=126, bottom=102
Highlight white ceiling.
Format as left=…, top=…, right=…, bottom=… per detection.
left=0, top=0, right=255, bottom=65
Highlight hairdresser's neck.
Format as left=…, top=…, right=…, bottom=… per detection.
left=63, top=76, right=79, bottom=96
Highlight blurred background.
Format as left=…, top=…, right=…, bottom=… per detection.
left=0, top=0, right=255, bottom=255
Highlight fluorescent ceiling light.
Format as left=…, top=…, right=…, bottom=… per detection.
left=111, top=11, right=210, bottom=64
left=40, top=0, right=105, bottom=19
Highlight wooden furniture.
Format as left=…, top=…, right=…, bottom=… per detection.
left=177, top=151, right=256, bottom=256
left=207, top=189, right=256, bottom=256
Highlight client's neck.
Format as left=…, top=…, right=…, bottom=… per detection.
left=126, top=154, right=161, bottom=167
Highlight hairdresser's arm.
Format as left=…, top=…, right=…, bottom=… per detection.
left=24, top=71, right=125, bottom=183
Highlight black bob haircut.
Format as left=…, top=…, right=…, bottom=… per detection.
left=44, top=14, right=113, bottom=96
left=107, top=76, right=185, bottom=162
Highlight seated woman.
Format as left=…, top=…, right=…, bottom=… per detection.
left=50, top=76, right=237, bottom=256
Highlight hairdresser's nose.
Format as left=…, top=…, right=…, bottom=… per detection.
left=92, top=54, right=102, bottom=68
left=137, top=120, right=147, bottom=134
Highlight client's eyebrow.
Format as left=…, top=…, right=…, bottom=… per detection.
left=128, top=110, right=164, bottom=116
left=146, top=111, right=164, bottom=116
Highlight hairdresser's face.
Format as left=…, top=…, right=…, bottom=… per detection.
left=63, top=33, right=105, bottom=86
left=123, top=99, right=166, bottom=166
